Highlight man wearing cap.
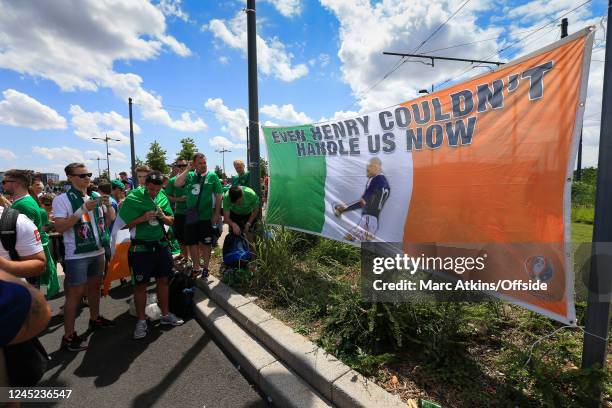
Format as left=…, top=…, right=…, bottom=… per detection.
left=118, top=170, right=184, bottom=339
left=173, top=153, right=222, bottom=278
left=110, top=179, right=126, bottom=210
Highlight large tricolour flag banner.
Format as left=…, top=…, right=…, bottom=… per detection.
left=262, top=27, right=595, bottom=325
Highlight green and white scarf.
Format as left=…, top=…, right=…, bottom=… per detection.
left=66, top=187, right=109, bottom=254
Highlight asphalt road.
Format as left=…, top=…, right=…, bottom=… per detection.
left=28, top=280, right=268, bottom=408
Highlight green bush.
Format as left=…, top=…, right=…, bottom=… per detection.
left=571, top=181, right=595, bottom=207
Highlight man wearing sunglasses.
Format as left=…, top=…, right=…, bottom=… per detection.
left=118, top=171, right=183, bottom=339
left=53, top=163, right=116, bottom=352
left=165, top=159, right=189, bottom=264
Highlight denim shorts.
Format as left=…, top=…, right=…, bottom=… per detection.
left=64, top=254, right=105, bottom=286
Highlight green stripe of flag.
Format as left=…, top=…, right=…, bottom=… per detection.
left=264, top=125, right=326, bottom=233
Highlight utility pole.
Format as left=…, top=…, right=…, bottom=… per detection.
left=246, top=126, right=250, bottom=164
left=246, top=0, right=261, bottom=197
left=129, top=97, right=137, bottom=188
left=581, top=3, right=612, bottom=406
left=216, top=148, right=231, bottom=176
left=92, top=134, right=120, bottom=180
left=90, top=157, right=107, bottom=178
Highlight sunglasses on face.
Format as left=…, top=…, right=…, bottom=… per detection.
left=176, top=164, right=187, bottom=168
left=148, top=180, right=163, bottom=186
left=1, top=180, right=15, bottom=185
left=71, top=173, right=92, bottom=179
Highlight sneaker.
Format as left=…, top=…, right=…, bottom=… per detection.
left=133, top=320, right=148, bottom=339
left=61, top=332, right=88, bottom=352
left=200, top=268, right=210, bottom=279
left=89, top=315, right=116, bottom=330
left=160, top=313, right=184, bottom=326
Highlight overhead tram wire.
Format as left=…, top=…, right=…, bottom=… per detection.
left=131, top=99, right=266, bottom=129
left=434, top=0, right=594, bottom=91
left=340, top=0, right=472, bottom=111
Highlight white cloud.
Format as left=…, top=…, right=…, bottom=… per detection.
left=0, top=0, right=206, bottom=132
left=262, top=0, right=303, bottom=18
left=157, top=0, right=190, bottom=22
left=0, top=148, right=17, bottom=161
left=210, top=136, right=247, bottom=150
left=109, top=147, right=128, bottom=162
left=261, top=104, right=312, bottom=124
left=320, top=0, right=503, bottom=112
left=205, top=98, right=249, bottom=140
left=83, top=147, right=128, bottom=164
left=205, top=11, right=308, bottom=81
left=0, top=89, right=67, bottom=130
left=317, top=110, right=361, bottom=123
left=70, top=105, right=141, bottom=145
left=219, top=56, right=229, bottom=64
left=33, top=146, right=88, bottom=163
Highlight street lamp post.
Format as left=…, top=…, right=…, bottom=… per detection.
left=216, top=148, right=231, bottom=176
left=92, top=134, right=121, bottom=180
left=89, top=157, right=108, bottom=178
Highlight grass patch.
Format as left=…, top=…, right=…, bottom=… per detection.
left=571, top=207, right=595, bottom=225
left=572, top=222, right=593, bottom=243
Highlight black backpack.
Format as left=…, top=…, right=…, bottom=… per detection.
left=168, top=272, right=195, bottom=320
left=0, top=207, right=50, bottom=386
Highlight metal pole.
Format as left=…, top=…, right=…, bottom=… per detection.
left=129, top=97, right=137, bottom=187
left=97, top=158, right=101, bottom=178
left=246, top=126, right=250, bottom=164
left=561, top=18, right=583, bottom=181
left=581, top=3, right=612, bottom=406
left=247, top=0, right=261, bottom=196
left=105, top=134, right=111, bottom=180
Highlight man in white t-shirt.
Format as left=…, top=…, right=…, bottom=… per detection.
left=0, top=206, right=46, bottom=278
left=53, top=163, right=116, bottom=352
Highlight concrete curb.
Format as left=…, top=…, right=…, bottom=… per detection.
left=193, top=290, right=332, bottom=408
left=196, top=276, right=406, bottom=408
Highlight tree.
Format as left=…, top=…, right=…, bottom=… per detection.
left=259, top=156, right=268, bottom=178
left=135, top=156, right=145, bottom=167
left=176, top=137, right=198, bottom=161
left=214, top=165, right=227, bottom=181
left=146, top=141, right=170, bottom=174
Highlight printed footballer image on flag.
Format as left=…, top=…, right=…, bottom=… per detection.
left=263, top=26, right=596, bottom=325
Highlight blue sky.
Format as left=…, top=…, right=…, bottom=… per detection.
left=0, top=0, right=607, bottom=178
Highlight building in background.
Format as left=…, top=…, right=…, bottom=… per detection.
left=39, top=173, right=60, bottom=184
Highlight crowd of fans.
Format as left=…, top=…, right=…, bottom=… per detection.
left=1, top=154, right=265, bottom=388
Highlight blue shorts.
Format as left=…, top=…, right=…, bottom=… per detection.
left=64, top=254, right=105, bottom=287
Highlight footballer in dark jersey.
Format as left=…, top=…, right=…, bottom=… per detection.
left=333, top=157, right=390, bottom=241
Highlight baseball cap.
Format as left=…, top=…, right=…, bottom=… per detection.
left=111, top=179, right=126, bottom=190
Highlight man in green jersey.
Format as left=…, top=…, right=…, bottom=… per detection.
left=118, top=171, right=184, bottom=339
left=231, top=159, right=250, bottom=188
left=223, top=185, right=260, bottom=238
left=165, top=158, right=189, bottom=262
left=4, top=170, right=60, bottom=297
left=174, top=153, right=223, bottom=278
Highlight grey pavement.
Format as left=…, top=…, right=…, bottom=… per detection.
left=29, top=280, right=268, bottom=408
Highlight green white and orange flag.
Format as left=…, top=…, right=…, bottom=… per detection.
left=262, top=27, right=596, bottom=325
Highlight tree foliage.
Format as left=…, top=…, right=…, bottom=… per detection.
left=176, top=137, right=198, bottom=161
left=146, top=141, right=170, bottom=174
